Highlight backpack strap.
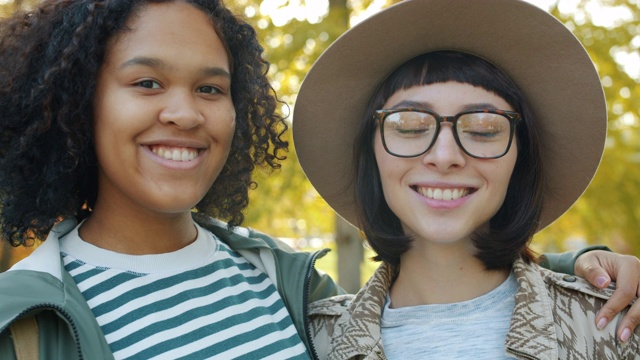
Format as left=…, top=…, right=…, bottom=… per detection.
left=9, top=316, right=39, bottom=360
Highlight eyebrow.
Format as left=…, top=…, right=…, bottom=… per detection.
left=461, top=103, right=501, bottom=111
left=388, top=100, right=433, bottom=109
left=118, top=56, right=231, bottom=78
left=388, top=100, right=502, bottom=111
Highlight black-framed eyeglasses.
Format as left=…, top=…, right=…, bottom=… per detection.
left=374, top=108, right=521, bottom=159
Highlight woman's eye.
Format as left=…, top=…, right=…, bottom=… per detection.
left=465, top=130, right=499, bottom=138
left=397, top=128, right=430, bottom=135
left=136, top=80, right=161, bottom=89
left=197, top=85, right=222, bottom=94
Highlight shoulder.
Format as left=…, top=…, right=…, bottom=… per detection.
left=528, top=261, right=617, bottom=300
left=308, top=294, right=355, bottom=359
left=0, top=267, right=62, bottom=299
left=516, top=261, right=622, bottom=319
left=514, top=260, right=640, bottom=357
left=309, top=294, right=354, bottom=317
left=308, top=293, right=356, bottom=338
left=0, top=269, right=64, bottom=329
left=309, top=264, right=393, bottom=357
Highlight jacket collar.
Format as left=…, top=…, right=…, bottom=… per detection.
left=330, top=262, right=395, bottom=359
left=8, top=218, right=78, bottom=281
left=9, top=215, right=272, bottom=280
left=1, top=218, right=116, bottom=358
left=332, top=259, right=560, bottom=360
left=505, top=260, right=558, bottom=359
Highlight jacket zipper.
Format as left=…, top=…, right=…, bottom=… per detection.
left=12, top=304, right=83, bottom=359
left=303, top=250, right=324, bottom=360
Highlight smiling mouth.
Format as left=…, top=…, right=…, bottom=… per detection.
left=412, top=186, right=475, bottom=201
left=149, top=145, right=201, bottom=162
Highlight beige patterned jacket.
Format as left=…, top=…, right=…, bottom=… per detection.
left=308, top=259, right=640, bottom=360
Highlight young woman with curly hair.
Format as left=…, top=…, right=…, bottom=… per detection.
left=0, top=0, right=282, bottom=246
left=0, top=0, right=341, bottom=358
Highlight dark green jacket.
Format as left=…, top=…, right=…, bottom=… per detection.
left=0, top=215, right=343, bottom=360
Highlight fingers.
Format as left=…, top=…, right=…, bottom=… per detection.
left=574, top=250, right=640, bottom=342
left=576, top=261, right=611, bottom=289
left=611, top=259, right=640, bottom=342
left=595, top=255, right=640, bottom=342
left=616, top=301, right=640, bottom=342
left=595, top=282, right=639, bottom=341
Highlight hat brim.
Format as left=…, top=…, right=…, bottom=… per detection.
left=293, top=0, right=606, bottom=231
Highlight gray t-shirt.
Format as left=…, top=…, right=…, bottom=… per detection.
left=381, top=271, right=518, bottom=359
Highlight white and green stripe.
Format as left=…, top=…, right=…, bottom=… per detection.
left=60, top=222, right=309, bottom=359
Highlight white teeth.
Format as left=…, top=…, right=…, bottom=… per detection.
left=443, top=189, right=452, bottom=200
left=150, top=146, right=199, bottom=162
left=417, top=187, right=469, bottom=201
left=433, top=188, right=443, bottom=200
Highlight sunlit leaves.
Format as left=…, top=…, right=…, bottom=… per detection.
left=536, top=0, right=640, bottom=256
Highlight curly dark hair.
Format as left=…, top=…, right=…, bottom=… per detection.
left=0, top=0, right=288, bottom=246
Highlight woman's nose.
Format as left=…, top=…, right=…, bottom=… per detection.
left=421, top=125, right=466, bottom=170
left=158, top=91, right=205, bottom=129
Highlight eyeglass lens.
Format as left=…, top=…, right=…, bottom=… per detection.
left=382, top=111, right=512, bottom=158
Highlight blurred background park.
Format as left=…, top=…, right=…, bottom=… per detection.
left=0, top=0, right=638, bottom=292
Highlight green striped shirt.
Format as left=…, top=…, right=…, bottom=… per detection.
left=61, top=222, right=309, bottom=359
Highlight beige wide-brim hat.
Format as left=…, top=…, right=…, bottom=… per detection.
left=293, top=0, right=606, bottom=231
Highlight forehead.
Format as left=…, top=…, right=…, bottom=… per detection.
left=383, top=82, right=514, bottom=113
left=105, top=2, right=229, bottom=70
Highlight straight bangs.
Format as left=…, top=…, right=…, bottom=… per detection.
left=377, top=51, right=522, bottom=114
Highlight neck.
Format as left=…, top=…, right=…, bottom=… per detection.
left=79, top=200, right=197, bottom=255
left=389, top=240, right=509, bottom=308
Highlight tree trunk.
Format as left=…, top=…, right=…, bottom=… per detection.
left=326, top=0, right=363, bottom=293
left=335, top=214, right=363, bottom=293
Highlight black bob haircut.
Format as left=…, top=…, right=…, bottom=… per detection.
left=353, top=51, right=543, bottom=270
left=0, top=0, right=288, bottom=246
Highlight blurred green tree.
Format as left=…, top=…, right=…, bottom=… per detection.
left=0, top=0, right=40, bottom=14
left=0, top=1, right=638, bottom=281
left=234, top=0, right=381, bottom=291
left=535, top=0, right=640, bottom=256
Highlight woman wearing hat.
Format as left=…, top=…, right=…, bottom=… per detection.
left=294, top=0, right=640, bottom=358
